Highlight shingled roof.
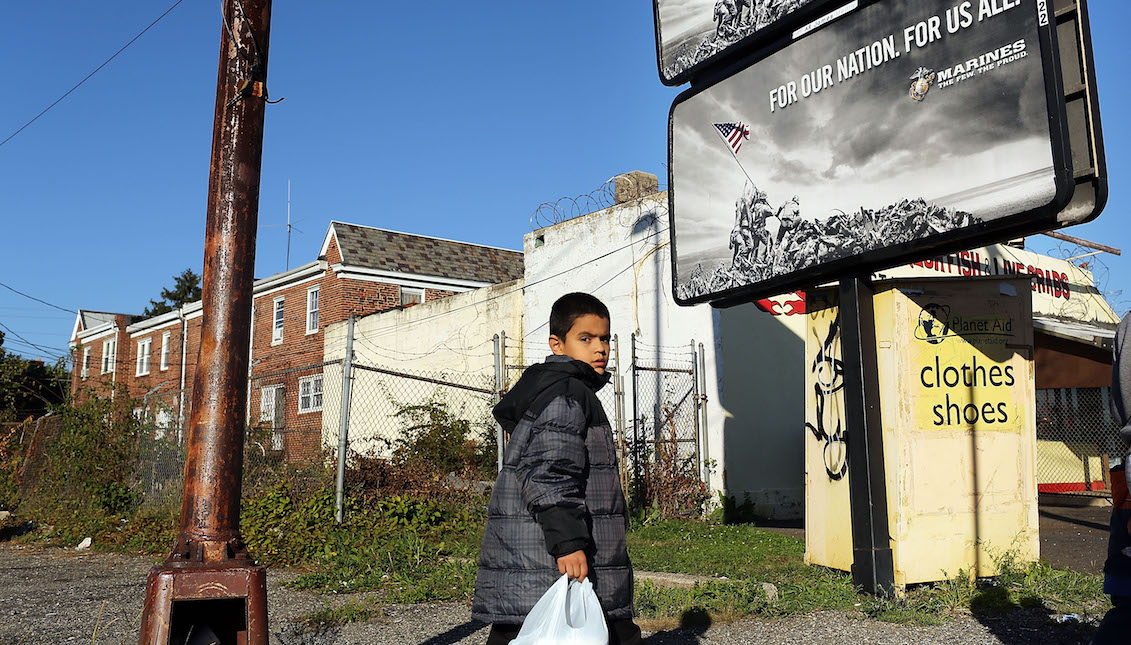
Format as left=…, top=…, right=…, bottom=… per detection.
left=327, top=222, right=523, bottom=284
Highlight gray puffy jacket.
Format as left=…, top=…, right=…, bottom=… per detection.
left=471, top=356, right=633, bottom=624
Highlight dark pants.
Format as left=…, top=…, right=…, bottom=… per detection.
left=487, top=618, right=643, bottom=645
left=1092, top=595, right=1131, bottom=645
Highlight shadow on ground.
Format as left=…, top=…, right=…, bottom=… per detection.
left=644, top=608, right=711, bottom=643
left=0, top=519, right=35, bottom=541
left=970, top=590, right=1098, bottom=645
left=1040, top=509, right=1111, bottom=532
left=420, top=620, right=488, bottom=645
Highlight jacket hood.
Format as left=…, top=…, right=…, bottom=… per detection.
left=493, top=355, right=609, bottom=434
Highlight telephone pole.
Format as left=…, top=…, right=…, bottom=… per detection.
left=139, top=1, right=274, bottom=643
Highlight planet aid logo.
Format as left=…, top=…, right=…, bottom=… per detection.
left=914, top=302, right=951, bottom=343
left=913, top=302, right=1021, bottom=431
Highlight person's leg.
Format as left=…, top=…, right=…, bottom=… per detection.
left=1093, top=595, right=1131, bottom=645
left=608, top=618, right=644, bottom=645
left=485, top=623, right=521, bottom=645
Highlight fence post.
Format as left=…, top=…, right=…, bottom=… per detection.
left=493, top=333, right=505, bottom=473
left=630, top=332, right=639, bottom=510
left=690, top=340, right=702, bottom=488
left=335, top=313, right=356, bottom=523
left=612, top=334, right=623, bottom=437
left=612, top=334, right=629, bottom=501
left=698, top=341, right=710, bottom=491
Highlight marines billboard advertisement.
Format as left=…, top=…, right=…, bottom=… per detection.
left=668, top=0, right=1073, bottom=306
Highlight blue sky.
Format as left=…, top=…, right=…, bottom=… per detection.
left=0, top=1, right=1127, bottom=365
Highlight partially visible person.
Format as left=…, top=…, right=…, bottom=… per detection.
left=1094, top=312, right=1131, bottom=644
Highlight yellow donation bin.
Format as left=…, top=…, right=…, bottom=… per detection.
left=804, top=277, right=1038, bottom=585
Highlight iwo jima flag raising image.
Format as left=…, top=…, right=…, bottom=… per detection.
left=669, top=0, right=1073, bottom=305
left=654, top=0, right=838, bottom=85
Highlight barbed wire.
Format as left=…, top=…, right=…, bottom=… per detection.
left=1038, top=238, right=1127, bottom=317
left=530, top=173, right=667, bottom=231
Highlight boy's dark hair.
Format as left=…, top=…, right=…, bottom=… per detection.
left=549, top=292, right=610, bottom=339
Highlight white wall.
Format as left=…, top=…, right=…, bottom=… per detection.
left=521, top=194, right=807, bottom=517
left=322, top=280, right=525, bottom=454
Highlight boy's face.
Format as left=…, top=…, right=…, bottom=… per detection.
left=549, top=314, right=611, bottom=374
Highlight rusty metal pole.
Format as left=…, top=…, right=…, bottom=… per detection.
left=139, top=1, right=273, bottom=643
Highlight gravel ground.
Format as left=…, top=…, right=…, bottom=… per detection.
left=0, top=544, right=1101, bottom=644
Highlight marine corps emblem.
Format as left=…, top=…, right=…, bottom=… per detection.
left=908, top=67, right=936, bottom=102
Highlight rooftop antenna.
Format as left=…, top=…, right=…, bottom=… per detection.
left=262, top=179, right=304, bottom=271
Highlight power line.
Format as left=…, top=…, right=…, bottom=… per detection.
left=0, top=0, right=186, bottom=151
left=0, top=320, right=68, bottom=360
left=0, top=280, right=76, bottom=314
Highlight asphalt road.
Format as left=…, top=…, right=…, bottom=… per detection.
left=1038, top=503, right=1112, bottom=576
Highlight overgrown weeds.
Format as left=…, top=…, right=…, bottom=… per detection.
left=628, top=409, right=710, bottom=519
left=241, top=479, right=484, bottom=603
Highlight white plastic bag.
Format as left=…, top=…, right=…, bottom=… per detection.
left=511, top=574, right=609, bottom=645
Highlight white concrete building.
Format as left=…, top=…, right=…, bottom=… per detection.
left=520, top=183, right=807, bottom=518
left=322, top=280, right=525, bottom=454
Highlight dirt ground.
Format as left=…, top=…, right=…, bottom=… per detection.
left=0, top=503, right=1113, bottom=644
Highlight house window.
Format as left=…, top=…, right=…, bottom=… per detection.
left=81, top=347, right=91, bottom=379
left=400, top=287, right=424, bottom=306
left=136, top=338, right=152, bottom=376
left=160, top=332, right=171, bottom=371
left=272, top=297, right=285, bottom=344
left=299, top=375, right=323, bottom=413
left=306, top=286, right=320, bottom=334
left=260, top=385, right=285, bottom=451
left=101, top=339, right=117, bottom=374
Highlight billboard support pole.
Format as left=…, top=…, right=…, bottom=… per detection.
left=839, top=276, right=896, bottom=596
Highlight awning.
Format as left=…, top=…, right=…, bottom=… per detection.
left=1034, top=316, right=1116, bottom=350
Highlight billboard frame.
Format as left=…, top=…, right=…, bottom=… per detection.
left=1049, top=0, right=1107, bottom=229
left=666, top=0, right=1075, bottom=309
left=652, top=0, right=847, bottom=87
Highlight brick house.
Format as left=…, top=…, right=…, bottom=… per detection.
left=70, top=221, right=523, bottom=455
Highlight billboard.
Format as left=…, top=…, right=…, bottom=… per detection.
left=652, top=0, right=842, bottom=86
left=669, top=0, right=1073, bottom=306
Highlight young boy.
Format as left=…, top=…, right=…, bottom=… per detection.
left=472, top=292, right=641, bottom=645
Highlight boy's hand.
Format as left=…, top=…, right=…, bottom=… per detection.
left=557, top=550, right=588, bottom=581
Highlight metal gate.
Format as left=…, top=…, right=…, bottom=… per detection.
left=629, top=334, right=705, bottom=515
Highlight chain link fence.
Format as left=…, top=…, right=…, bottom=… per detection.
left=6, top=355, right=503, bottom=516
left=629, top=337, right=707, bottom=516
left=337, top=362, right=496, bottom=459
left=1036, top=386, right=1126, bottom=496
left=9, top=331, right=713, bottom=519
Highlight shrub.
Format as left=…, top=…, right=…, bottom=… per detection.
left=23, top=392, right=143, bottom=516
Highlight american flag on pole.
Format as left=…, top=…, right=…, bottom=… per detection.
left=714, top=121, right=750, bottom=154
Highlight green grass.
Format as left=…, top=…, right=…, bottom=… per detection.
left=301, top=597, right=385, bottom=628
left=625, top=520, right=1108, bottom=627
left=628, top=520, right=860, bottom=622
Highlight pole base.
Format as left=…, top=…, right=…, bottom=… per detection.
left=138, top=560, right=268, bottom=645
